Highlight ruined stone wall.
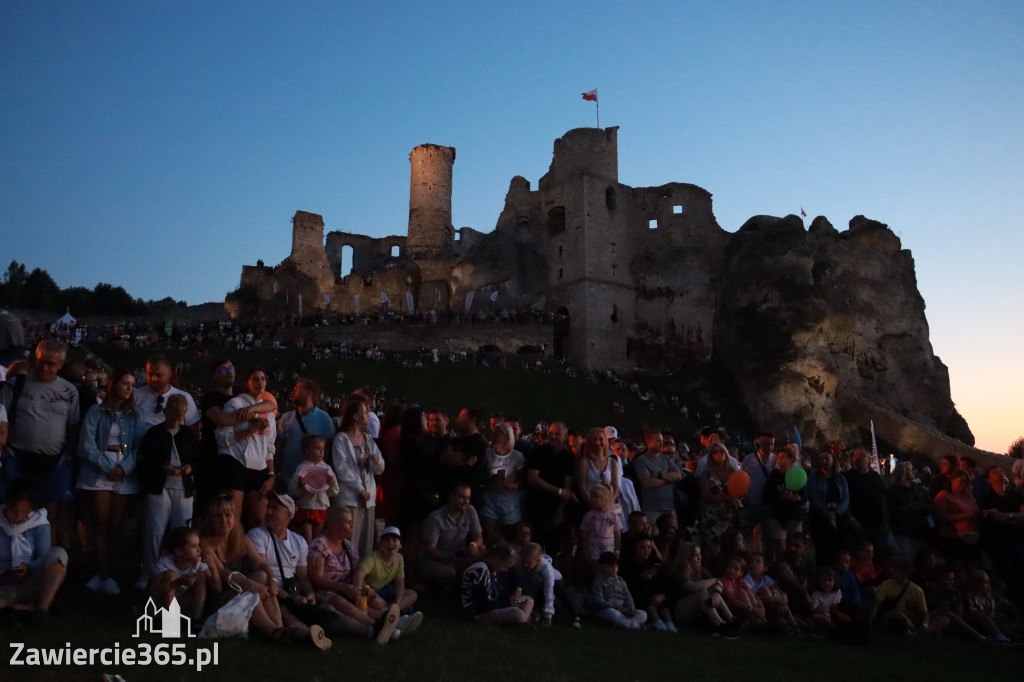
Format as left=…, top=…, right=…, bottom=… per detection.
left=407, top=144, right=455, bottom=256
left=288, top=211, right=335, bottom=293
left=325, top=231, right=406, bottom=277
left=539, top=127, right=618, bottom=189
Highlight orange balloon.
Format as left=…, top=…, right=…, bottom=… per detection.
left=727, top=470, right=751, bottom=497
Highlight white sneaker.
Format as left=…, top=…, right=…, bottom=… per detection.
left=100, top=578, right=121, bottom=595
left=85, top=574, right=103, bottom=591
left=398, top=612, right=424, bottom=634
left=134, top=574, right=150, bottom=590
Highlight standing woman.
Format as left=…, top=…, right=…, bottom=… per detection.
left=933, top=468, right=982, bottom=569
left=331, top=397, right=385, bottom=559
left=698, top=442, right=740, bottom=564
left=574, top=427, right=620, bottom=512
left=806, top=449, right=852, bottom=564
left=215, top=367, right=276, bottom=530
left=77, top=369, right=138, bottom=595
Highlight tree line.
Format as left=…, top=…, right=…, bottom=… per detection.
left=0, top=261, right=187, bottom=317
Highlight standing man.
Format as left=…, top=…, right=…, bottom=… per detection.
left=446, top=408, right=488, bottom=503
left=0, top=340, right=80, bottom=543
left=276, top=379, right=336, bottom=483
left=739, top=432, right=777, bottom=538
left=133, top=355, right=200, bottom=438
left=634, top=429, right=685, bottom=529
left=525, top=421, right=576, bottom=554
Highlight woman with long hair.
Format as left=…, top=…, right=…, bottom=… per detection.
left=214, top=367, right=276, bottom=529
left=199, top=496, right=302, bottom=642
left=574, top=427, right=620, bottom=510
left=698, top=442, right=741, bottom=564
left=330, top=397, right=385, bottom=559
left=77, top=369, right=139, bottom=595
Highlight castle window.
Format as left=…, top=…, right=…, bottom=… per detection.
left=605, top=187, right=616, bottom=211
left=649, top=219, right=658, bottom=229
left=558, top=268, right=564, bottom=279
left=673, top=204, right=683, bottom=214
left=340, top=245, right=354, bottom=277
left=558, top=245, right=563, bottom=257
left=547, top=206, right=566, bottom=236
left=390, top=245, right=400, bottom=257
left=454, top=230, right=461, bottom=241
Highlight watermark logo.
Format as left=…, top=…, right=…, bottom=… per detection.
left=134, top=596, right=195, bottom=638
left=10, top=597, right=218, bottom=672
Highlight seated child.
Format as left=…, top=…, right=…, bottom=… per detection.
left=589, top=551, right=648, bottom=630
left=719, top=555, right=766, bottom=629
left=850, top=542, right=879, bottom=601
left=511, top=541, right=577, bottom=627
left=744, top=552, right=799, bottom=631
left=287, top=435, right=339, bottom=543
left=924, top=565, right=984, bottom=641
left=150, top=526, right=217, bottom=622
left=620, top=534, right=674, bottom=632
left=809, top=567, right=843, bottom=633
left=870, top=557, right=928, bottom=635
left=965, top=570, right=1012, bottom=643
left=580, top=485, right=621, bottom=566
left=0, top=482, right=68, bottom=625
left=353, top=526, right=422, bottom=634
left=833, top=550, right=862, bottom=608
left=461, top=544, right=534, bottom=625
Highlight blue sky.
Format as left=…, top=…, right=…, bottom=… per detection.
left=2, top=1, right=1021, bottom=452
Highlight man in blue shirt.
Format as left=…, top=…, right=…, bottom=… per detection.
left=275, top=379, right=336, bottom=483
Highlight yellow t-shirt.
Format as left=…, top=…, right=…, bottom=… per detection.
left=874, top=579, right=927, bottom=615
left=358, top=550, right=404, bottom=590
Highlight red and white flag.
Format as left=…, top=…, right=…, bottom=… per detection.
left=800, top=207, right=807, bottom=217
left=582, top=89, right=598, bottom=102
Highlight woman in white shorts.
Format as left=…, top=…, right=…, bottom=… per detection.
left=77, top=369, right=139, bottom=595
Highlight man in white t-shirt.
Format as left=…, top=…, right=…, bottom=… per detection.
left=246, top=492, right=331, bottom=649
left=133, top=355, right=200, bottom=437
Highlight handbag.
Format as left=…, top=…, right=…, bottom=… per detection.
left=198, top=590, right=260, bottom=638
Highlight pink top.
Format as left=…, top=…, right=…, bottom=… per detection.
left=934, top=490, right=979, bottom=537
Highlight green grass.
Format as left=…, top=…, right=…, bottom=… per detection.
left=7, top=579, right=1021, bottom=682
left=86, top=344, right=723, bottom=444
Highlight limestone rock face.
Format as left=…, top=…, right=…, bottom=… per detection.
left=715, top=215, right=973, bottom=446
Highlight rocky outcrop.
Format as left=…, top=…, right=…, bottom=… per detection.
left=715, top=214, right=972, bottom=447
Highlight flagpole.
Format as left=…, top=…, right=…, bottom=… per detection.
left=596, top=99, right=600, bottom=128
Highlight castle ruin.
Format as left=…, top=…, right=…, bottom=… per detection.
left=228, top=127, right=975, bottom=452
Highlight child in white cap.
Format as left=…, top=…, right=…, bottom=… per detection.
left=353, top=525, right=423, bottom=634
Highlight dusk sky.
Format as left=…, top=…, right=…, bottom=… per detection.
left=2, top=1, right=1021, bottom=453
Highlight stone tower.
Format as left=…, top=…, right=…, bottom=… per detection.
left=407, top=144, right=456, bottom=257
left=288, top=210, right=335, bottom=294
left=539, top=127, right=634, bottom=370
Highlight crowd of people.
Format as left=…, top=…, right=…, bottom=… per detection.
left=0, top=338, right=1022, bottom=653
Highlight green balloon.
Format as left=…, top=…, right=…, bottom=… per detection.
left=785, top=466, right=808, bottom=491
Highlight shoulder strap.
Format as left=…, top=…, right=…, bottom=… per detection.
left=267, top=527, right=286, bottom=579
